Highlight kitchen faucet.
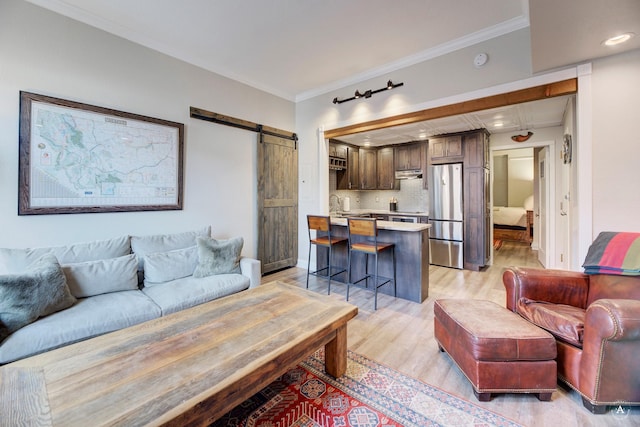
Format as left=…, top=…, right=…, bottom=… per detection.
left=329, top=194, right=341, bottom=213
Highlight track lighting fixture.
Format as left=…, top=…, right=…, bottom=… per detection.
left=332, top=80, right=404, bottom=104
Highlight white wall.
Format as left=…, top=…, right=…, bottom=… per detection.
left=298, top=42, right=640, bottom=269
left=492, top=147, right=534, bottom=207
left=295, top=28, right=535, bottom=267
left=591, top=49, right=640, bottom=235
left=0, top=1, right=295, bottom=256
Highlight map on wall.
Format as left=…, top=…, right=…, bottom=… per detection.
left=19, top=91, right=184, bottom=215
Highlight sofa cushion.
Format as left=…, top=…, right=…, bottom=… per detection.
left=193, top=236, right=243, bottom=278
left=130, top=227, right=211, bottom=281
left=517, top=297, right=586, bottom=347
left=63, top=254, right=139, bottom=298
left=0, top=236, right=131, bottom=274
left=142, top=274, right=249, bottom=315
left=0, top=254, right=77, bottom=343
left=0, top=290, right=161, bottom=364
left=143, top=246, right=198, bottom=286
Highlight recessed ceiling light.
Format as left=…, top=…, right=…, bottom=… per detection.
left=602, top=32, right=635, bottom=46
left=494, top=122, right=504, bottom=128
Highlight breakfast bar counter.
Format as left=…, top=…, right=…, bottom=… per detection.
left=316, top=218, right=430, bottom=304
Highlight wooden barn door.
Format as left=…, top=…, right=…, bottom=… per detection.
left=258, top=132, right=298, bottom=274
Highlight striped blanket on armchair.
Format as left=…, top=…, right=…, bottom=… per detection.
left=583, top=231, right=640, bottom=275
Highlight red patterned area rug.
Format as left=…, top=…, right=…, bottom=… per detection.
left=211, top=349, right=522, bottom=427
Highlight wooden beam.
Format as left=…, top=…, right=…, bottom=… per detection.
left=324, top=78, right=577, bottom=139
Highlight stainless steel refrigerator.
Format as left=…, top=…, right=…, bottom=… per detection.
left=428, top=163, right=463, bottom=269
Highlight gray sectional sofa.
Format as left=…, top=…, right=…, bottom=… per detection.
left=0, top=226, right=261, bottom=364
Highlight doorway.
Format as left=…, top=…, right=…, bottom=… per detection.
left=489, top=139, right=556, bottom=268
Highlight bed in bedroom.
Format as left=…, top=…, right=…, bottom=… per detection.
left=493, top=203, right=533, bottom=243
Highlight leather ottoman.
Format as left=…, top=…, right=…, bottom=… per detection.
left=434, top=299, right=557, bottom=401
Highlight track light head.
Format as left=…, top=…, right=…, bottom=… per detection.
left=364, top=90, right=372, bottom=98
left=332, top=97, right=339, bottom=104
left=387, top=80, right=393, bottom=89
left=354, top=90, right=362, bottom=99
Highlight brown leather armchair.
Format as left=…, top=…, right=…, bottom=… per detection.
left=503, top=267, right=640, bottom=413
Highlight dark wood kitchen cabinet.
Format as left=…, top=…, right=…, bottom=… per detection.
left=428, top=135, right=463, bottom=164
left=464, top=130, right=490, bottom=168
left=329, top=141, right=347, bottom=171
left=463, top=142, right=490, bottom=271
left=394, top=142, right=423, bottom=171
left=359, top=148, right=377, bottom=190
left=336, top=145, right=359, bottom=190
left=377, top=147, right=399, bottom=190
left=329, top=143, right=347, bottom=159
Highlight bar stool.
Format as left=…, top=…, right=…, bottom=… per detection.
left=306, top=215, right=347, bottom=294
left=346, top=218, right=397, bottom=310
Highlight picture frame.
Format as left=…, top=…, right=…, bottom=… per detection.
left=562, top=133, right=572, bottom=164
left=18, top=91, right=184, bottom=215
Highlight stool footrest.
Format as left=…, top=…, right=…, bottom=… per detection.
left=309, top=266, right=347, bottom=278
left=349, top=274, right=392, bottom=290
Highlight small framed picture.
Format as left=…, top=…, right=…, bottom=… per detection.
left=562, top=134, right=572, bottom=164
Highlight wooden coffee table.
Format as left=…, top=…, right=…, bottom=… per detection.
left=0, top=281, right=358, bottom=426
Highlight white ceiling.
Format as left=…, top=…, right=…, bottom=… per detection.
left=25, top=0, right=639, bottom=144
left=25, top=0, right=529, bottom=101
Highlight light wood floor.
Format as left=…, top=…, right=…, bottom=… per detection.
left=263, top=241, right=639, bottom=427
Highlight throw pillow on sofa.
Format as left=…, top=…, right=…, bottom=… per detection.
left=0, top=254, right=76, bottom=342
left=193, top=236, right=243, bottom=278
left=63, top=254, right=139, bottom=298
left=0, top=235, right=131, bottom=274
left=143, top=246, right=199, bottom=286
left=131, top=226, right=211, bottom=278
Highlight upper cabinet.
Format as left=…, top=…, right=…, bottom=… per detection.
left=329, top=143, right=347, bottom=159
left=463, top=130, right=490, bottom=168
left=394, top=143, right=423, bottom=171
left=377, top=147, right=399, bottom=190
left=331, top=142, right=360, bottom=190
left=329, top=141, right=347, bottom=171
left=331, top=141, right=420, bottom=191
left=428, top=135, right=463, bottom=164
left=359, top=148, right=377, bottom=190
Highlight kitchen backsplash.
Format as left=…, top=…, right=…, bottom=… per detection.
left=329, top=170, right=429, bottom=213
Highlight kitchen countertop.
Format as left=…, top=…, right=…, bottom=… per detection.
left=332, top=209, right=428, bottom=217
left=329, top=217, right=430, bottom=232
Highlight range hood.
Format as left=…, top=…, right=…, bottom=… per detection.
left=395, top=169, right=423, bottom=180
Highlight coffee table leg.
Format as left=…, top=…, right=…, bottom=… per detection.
left=325, top=324, right=347, bottom=377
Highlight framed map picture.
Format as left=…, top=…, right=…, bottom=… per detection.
left=18, top=91, right=184, bottom=215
